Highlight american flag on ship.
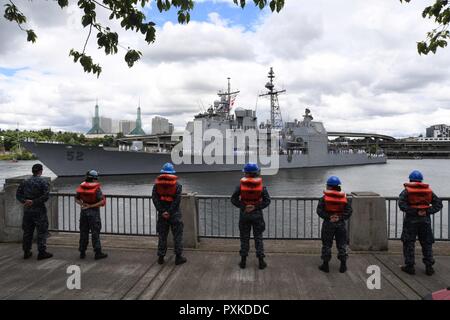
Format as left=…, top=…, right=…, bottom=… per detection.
left=229, top=93, right=238, bottom=109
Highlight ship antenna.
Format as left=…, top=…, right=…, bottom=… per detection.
left=217, top=77, right=240, bottom=114
left=259, top=67, right=285, bottom=129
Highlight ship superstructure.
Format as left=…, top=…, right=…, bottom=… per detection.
left=22, top=69, right=386, bottom=176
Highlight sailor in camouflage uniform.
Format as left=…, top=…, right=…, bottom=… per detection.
left=231, top=163, right=271, bottom=270
left=16, top=164, right=53, bottom=260
left=399, top=170, right=442, bottom=276
left=152, top=163, right=187, bottom=266
left=317, top=176, right=352, bottom=273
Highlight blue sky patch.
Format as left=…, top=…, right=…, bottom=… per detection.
left=145, top=1, right=268, bottom=29
left=0, top=67, right=28, bottom=77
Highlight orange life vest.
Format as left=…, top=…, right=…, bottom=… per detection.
left=240, top=177, right=263, bottom=206
left=155, top=174, right=178, bottom=202
left=404, top=182, right=432, bottom=209
left=76, top=182, right=105, bottom=206
left=323, top=190, right=347, bottom=214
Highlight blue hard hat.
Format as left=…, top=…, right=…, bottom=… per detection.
left=409, top=170, right=423, bottom=182
left=326, top=176, right=341, bottom=187
left=86, top=170, right=99, bottom=179
left=243, top=163, right=260, bottom=173
left=161, top=162, right=176, bottom=174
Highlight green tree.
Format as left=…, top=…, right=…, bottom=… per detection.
left=401, top=0, right=450, bottom=54
left=3, top=0, right=285, bottom=77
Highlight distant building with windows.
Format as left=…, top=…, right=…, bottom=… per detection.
left=151, top=116, right=173, bottom=135
left=426, top=124, right=450, bottom=138
left=119, top=120, right=136, bottom=135
left=99, top=117, right=113, bottom=134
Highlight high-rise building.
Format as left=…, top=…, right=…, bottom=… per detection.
left=151, top=116, right=173, bottom=135
left=119, top=120, right=136, bottom=135
left=129, top=105, right=146, bottom=136
left=426, top=124, right=450, bottom=138
left=111, top=120, right=120, bottom=134
left=99, top=116, right=112, bottom=134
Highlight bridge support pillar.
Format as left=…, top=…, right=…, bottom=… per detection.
left=0, top=176, right=53, bottom=243
left=349, top=192, right=388, bottom=251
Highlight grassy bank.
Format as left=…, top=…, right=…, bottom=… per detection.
left=0, top=151, right=37, bottom=161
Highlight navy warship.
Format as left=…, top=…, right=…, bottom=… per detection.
left=22, top=68, right=386, bottom=176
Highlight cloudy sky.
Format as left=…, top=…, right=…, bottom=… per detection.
left=0, top=0, right=449, bottom=137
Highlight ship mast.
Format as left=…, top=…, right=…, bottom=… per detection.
left=217, top=77, right=240, bottom=115
left=259, top=67, right=285, bottom=129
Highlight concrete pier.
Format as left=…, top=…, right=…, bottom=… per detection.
left=1, top=177, right=449, bottom=300
left=0, top=238, right=449, bottom=300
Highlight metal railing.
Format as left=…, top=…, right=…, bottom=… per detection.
left=47, top=193, right=450, bottom=242
left=386, top=197, right=450, bottom=241
left=49, top=193, right=158, bottom=236
left=197, top=195, right=324, bottom=239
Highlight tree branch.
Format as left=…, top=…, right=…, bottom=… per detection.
left=82, top=23, right=93, bottom=54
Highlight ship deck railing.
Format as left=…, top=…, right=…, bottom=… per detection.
left=48, top=193, right=450, bottom=241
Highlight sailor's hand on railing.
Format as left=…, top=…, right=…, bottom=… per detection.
left=162, top=212, right=170, bottom=220
left=245, top=205, right=255, bottom=213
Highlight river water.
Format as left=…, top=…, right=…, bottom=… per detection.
left=1, top=159, right=450, bottom=197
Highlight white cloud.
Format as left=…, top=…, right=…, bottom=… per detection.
left=0, top=0, right=449, bottom=138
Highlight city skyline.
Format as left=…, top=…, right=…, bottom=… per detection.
left=86, top=102, right=174, bottom=136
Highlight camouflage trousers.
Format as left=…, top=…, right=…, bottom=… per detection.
left=321, top=220, right=348, bottom=262
left=239, top=212, right=266, bottom=258
left=22, top=209, right=49, bottom=253
left=401, top=220, right=434, bottom=266
left=79, top=209, right=102, bottom=253
left=157, top=214, right=184, bottom=257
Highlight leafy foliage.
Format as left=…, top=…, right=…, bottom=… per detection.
left=0, top=128, right=120, bottom=152
left=401, top=0, right=450, bottom=54
left=3, top=0, right=285, bottom=77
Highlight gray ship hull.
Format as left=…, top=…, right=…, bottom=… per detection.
left=22, top=142, right=386, bottom=177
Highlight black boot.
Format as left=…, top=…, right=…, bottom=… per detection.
left=158, top=256, right=165, bottom=265
left=425, top=265, right=435, bottom=276
left=175, top=255, right=187, bottom=265
left=23, top=251, right=32, bottom=260
left=339, top=260, right=347, bottom=273
left=80, top=251, right=86, bottom=259
left=319, top=261, right=329, bottom=273
left=239, top=256, right=246, bottom=269
left=37, top=251, right=53, bottom=260
left=401, top=265, right=415, bottom=275
left=258, top=257, right=267, bottom=270
left=95, top=251, right=108, bottom=260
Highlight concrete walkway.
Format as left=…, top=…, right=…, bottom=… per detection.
left=1, top=236, right=449, bottom=300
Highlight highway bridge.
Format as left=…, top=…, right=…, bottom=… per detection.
left=118, top=132, right=397, bottom=143
left=327, top=132, right=396, bottom=141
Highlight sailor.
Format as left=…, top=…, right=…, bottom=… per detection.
left=75, top=170, right=108, bottom=260
left=231, top=163, right=271, bottom=269
left=16, top=164, right=53, bottom=260
left=317, top=176, right=352, bottom=273
left=152, top=163, right=187, bottom=265
left=399, top=170, right=442, bottom=276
